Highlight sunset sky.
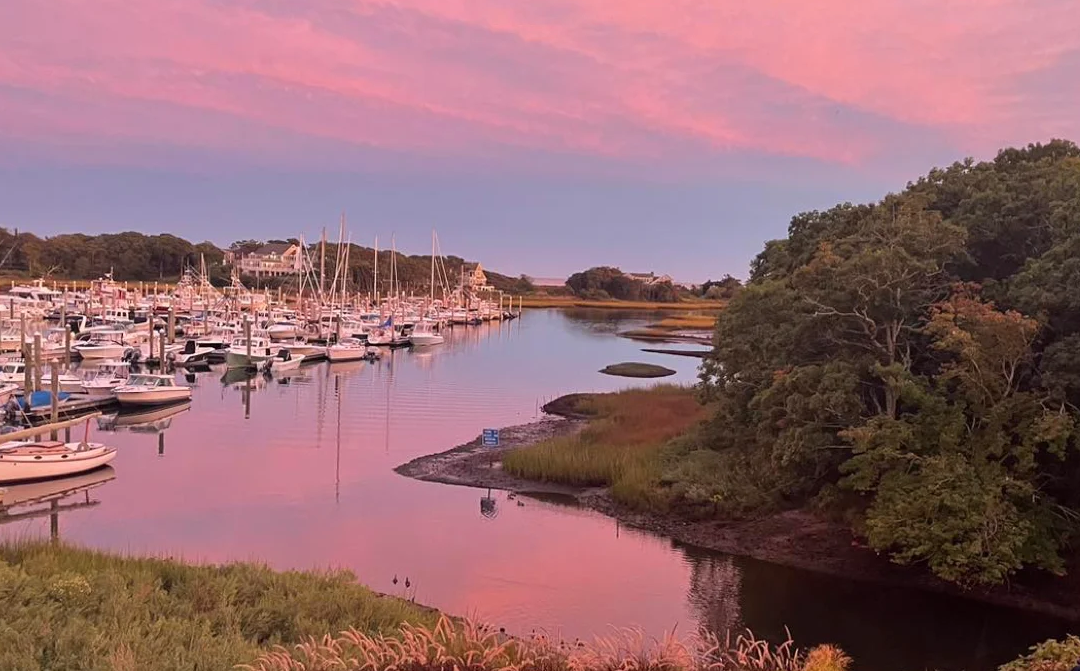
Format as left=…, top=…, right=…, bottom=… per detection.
left=1, top=0, right=1077, bottom=280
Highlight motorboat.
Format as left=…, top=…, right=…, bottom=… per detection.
left=0, top=383, right=18, bottom=405
left=367, top=326, right=411, bottom=348
left=409, top=321, right=445, bottom=347
left=113, top=374, right=192, bottom=406
left=266, top=321, right=300, bottom=341
left=268, top=348, right=303, bottom=373
left=0, top=361, right=25, bottom=386
left=225, top=336, right=274, bottom=369
left=277, top=339, right=326, bottom=360
left=326, top=337, right=372, bottom=362
left=0, top=440, right=117, bottom=484
left=172, top=339, right=218, bottom=366
left=80, top=361, right=130, bottom=397
left=72, top=332, right=129, bottom=360
left=43, top=367, right=85, bottom=394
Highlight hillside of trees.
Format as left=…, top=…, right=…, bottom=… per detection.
left=0, top=231, right=527, bottom=293
left=696, top=139, right=1080, bottom=586
left=565, top=266, right=681, bottom=302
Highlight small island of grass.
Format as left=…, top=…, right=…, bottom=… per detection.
left=599, top=362, right=676, bottom=378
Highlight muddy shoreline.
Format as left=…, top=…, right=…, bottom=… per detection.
left=395, top=413, right=1080, bottom=624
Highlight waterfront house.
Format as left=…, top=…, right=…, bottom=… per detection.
left=462, top=263, right=495, bottom=292
left=627, top=271, right=674, bottom=286
left=234, top=243, right=302, bottom=278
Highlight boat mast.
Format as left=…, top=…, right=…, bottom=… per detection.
left=319, top=227, right=327, bottom=307
left=373, top=235, right=379, bottom=312
left=430, top=228, right=436, bottom=308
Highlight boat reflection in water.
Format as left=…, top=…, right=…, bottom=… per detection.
left=0, top=466, right=116, bottom=540
left=97, top=402, right=191, bottom=456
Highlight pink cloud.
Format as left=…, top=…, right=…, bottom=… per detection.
left=0, top=0, right=1076, bottom=169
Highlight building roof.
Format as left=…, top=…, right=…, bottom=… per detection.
left=252, top=242, right=293, bottom=256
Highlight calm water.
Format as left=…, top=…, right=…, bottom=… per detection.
left=0, top=310, right=1071, bottom=670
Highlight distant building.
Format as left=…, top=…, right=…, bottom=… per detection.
left=234, top=243, right=302, bottom=278
left=627, top=271, right=674, bottom=286
left=462, top=263, right=495, bottom=292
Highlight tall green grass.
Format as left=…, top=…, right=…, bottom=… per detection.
left=0, top=541, right=436, bottom=671
left=504, top=386, right=707, bottom=510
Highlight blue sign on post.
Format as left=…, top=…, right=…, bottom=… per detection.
left=482, top=428, right=500, bottom=447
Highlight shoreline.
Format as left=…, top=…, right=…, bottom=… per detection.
left=396, top=412, right=1080, bottom=624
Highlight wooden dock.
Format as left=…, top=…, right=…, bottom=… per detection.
left=18, top=394, right=118, bottom=426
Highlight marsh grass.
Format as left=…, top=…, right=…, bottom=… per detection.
left=648, top=315, right=719, bottom=330
left=0, top=541, right=436, bottom=671
left=503, top=387, right=707, bottom=509
left=245, top=614, right=831, bottom=671
left=518, top=296, right=723, bottom=310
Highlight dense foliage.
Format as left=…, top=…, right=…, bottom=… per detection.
left=699, top=140, right=1080, bottom=585
left=0, top=229, right=227, bottom=282
left=566, top=266, right=679, bottom=302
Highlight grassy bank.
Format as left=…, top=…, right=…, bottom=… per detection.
left=503, top=386, right=707, bottom=508
left=0, top=542, right=435, bottom=671
left=519, top=296, right=723, bottom=310
left=647, top=314, right=718, bottom=330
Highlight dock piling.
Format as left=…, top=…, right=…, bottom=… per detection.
left=50, top=365, right=59, bottom=439
left=33, top=334, right=42, bottom=392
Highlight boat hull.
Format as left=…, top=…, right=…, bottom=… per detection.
left=225, top=350, right=272, bottom=369
left=114, top=388, right=192, bottom=406
left=0, top=444, right=117, bottom=484
left=75, top=344, right=127, bottom=360
left=410, top=334, right=444, bottom=346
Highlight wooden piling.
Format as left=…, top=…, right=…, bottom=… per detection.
left=50, top=366, right=59, bottom=440
left=167, top=307, right=176, bottom=344
left=63, top=326, right=71, bottom=367
left=33, top=334, right=42, bottom=392
left=159, top=332, right=166, bottom=367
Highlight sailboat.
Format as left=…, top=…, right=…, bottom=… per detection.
left=410, top=230, right=446, bottom=347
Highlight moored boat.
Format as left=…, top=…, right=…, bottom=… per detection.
left=225, top=336, right=274, bottom=369
left=0, top=440, right=117, bottom=484
left=113, top=374, right=192, bottom=406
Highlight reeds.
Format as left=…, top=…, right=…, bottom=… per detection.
left=503, top=387, right=707, bottom=509
left=244, top=615, right=820, bottom=671
left=648, top=316, right=719, bottom=330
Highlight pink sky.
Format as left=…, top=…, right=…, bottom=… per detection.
left=0, top=0, right=1077, bottom=279
left=3, top=0, right=1076, bottom=167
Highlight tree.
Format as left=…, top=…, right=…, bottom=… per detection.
left=696, top=140, right=1080, bottom=586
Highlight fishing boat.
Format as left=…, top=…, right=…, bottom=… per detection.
left=326, top=337, right=372, bottom=362
left=0, top=416, right=117, bottom=484
left=80, top=361, right=130, bottom=397
left=409, top=321, right=444, bottom=347
left=113, top=374, right=192, bottom=406
left=225, top=335, right=274, bottom=369
left=268, top=349, right=304, bottom=373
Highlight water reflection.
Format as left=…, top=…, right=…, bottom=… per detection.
left=0, top=467, right=116, bottom=541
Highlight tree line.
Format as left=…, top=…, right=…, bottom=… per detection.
left=697, top=139, right=1080, bottom=586
left=0, top=229, right=526, bottom=293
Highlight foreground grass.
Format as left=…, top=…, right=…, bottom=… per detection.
left=246, top=614, right=851, bottom=671
left=0, top=542, right=436, bottom=671
left=504, top=386, right=707, bottom=509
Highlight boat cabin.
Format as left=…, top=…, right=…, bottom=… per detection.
left=125, top=374, right=179, bottom=388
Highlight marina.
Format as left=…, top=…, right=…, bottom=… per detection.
left=0, top=309, right=1070, bottom=671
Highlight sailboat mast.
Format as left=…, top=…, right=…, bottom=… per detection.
left=319, top=227, right=327, bottom=305
left=430, top=228, right=436, bottom=306
left=373, top=235, right=379, bottom=311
